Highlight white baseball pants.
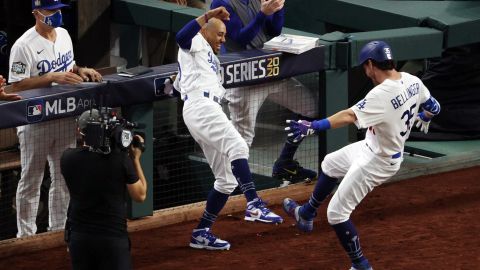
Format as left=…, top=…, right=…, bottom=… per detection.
left=183, top=96, right=249, bottom=194
left=321, top=141, right=402, bottom=225
left=16, top=117, right=76, bottom=237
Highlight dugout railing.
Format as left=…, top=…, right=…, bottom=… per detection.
left=0, top=48, right=326, bottom=242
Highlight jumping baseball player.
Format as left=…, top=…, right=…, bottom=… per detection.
left=282, top=41, right=441, bottom=270
left=176, top=6, right=283, bottom=250
left=8, top=0, right=101, bottom=237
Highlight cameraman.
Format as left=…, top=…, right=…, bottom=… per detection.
left=60, top=109, right=147, bottom=270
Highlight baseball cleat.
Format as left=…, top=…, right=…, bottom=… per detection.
left=245, top=198, right=283, bottom=224
left=282, top=198, right=314, bottom=232
left=189, top=228, right=231, bottom=250
left=272, top=159, right=317, bottom=187
left=349, top=259, right=373, bottom=270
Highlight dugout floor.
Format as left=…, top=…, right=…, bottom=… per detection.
left=1, top=165, right=479, bottom=270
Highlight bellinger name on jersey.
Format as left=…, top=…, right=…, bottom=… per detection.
left=390, top=82, right=419, bottom=109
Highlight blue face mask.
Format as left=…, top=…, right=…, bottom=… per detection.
left=39, top=10, right=63, bottom=28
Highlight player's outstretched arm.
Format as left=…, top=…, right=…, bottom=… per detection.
left=176, top=7, right=230, bottom=50
left=285, top=109, right=357, bottom=142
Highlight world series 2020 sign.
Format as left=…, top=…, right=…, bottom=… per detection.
left=219, top=47, right=324, bottom=88
left=220, top=56, right=281, bottom=86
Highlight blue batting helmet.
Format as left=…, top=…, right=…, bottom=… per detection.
left=358, top=40, right=393, bottom=65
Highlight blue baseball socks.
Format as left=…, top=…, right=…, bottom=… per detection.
left=231, top=159, right=258, bottom=202
left=278, top=136, right=302, bottom=161
left=332, top=219, right=372, bottom=270
left=299, top=171, right=337, bottom=219
left=196, top=189, right=229, bottom=229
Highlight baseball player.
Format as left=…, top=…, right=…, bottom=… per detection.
left=176, top=6, right=283, bottom=250
left=9, top=0, right=102, bottom=237
left=0, top=75, right=21, bottom=101
left=211, top=0, right=318, bottom=186
left=282, top=41, right=441, bottom=270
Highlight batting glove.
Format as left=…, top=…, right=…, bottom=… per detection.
left=285, top=120, right=315, bottom=143
left=415, top=111, right=431, bottom=134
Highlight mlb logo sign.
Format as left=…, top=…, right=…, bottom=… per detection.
left=26, top=99, right=44, bottom=123
left=154, top=77, right=170, bottom=96
left=28, top=105, right=42, bottom=116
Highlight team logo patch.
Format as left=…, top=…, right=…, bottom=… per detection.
left=384, top=48, right=392, bottom=60
left=356, top=99, right=367, bottom=110
left=153, top=78, right=165, bottom=97
left=11, top=62, right=27, bottom=75
left=26, top=99, right=44, bottom=123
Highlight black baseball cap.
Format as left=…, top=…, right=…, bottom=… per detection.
left=32, top=0, right=69, bottom=10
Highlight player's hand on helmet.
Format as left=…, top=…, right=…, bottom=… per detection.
left=77, top=67, right=103, bottom=82
left=285, top=119, right=316, bottom=143
left=49, top=72, right=84, bottom=85
left=414, top=111, right=432, bottom=134
left=207, top=6, right=230, bottom=21
left=261, top=0, right=284, bottom=16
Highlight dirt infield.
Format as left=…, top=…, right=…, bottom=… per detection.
left=2, top=166, right=480, bottom=270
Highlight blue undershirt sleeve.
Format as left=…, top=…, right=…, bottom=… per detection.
left=212, top=0, right=267, bottom=48
left=176, top=19, right=202, bottom=50
left=265, top=8, right=284, bottom=37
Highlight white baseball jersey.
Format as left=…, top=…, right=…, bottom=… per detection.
left=9, top=26, right=76, bottom=237
left=351, top=72, right=431, bottom=157
left=177, top=33, right=224, bottom=99
left=323, top=72, right=432, bottom=225
left=177, top=32, right=249, bottom=195
left=9, top=26, right=75, bottom=83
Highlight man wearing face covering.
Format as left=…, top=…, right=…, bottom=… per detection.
left=8, top=0, right=102, bottom=238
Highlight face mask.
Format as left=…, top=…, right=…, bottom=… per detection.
left=38, top=10, right=63, bottom=28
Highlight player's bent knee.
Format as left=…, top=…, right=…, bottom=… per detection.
left=214, top=181, right=238, bottom=194
left=326, top=203, right=351, bottom=225
left=228, top=141, right=249, bottom=161
left=321, top=155, right=341, bottom=179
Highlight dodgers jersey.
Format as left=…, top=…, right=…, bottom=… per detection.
left=351, top=72, right=430, bottom=157
left=9, top=27, right=75, bottom=83
left=177, top=33, right=224, bottom=99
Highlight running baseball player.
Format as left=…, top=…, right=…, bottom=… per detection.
left=282, top=41, right=441, bottom=270
left=8, top=0, right=101, bottom=237
left=176, top=6, right=283, bottom=250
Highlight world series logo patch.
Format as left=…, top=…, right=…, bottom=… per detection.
left=11, top=62, right=26, bottom=75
